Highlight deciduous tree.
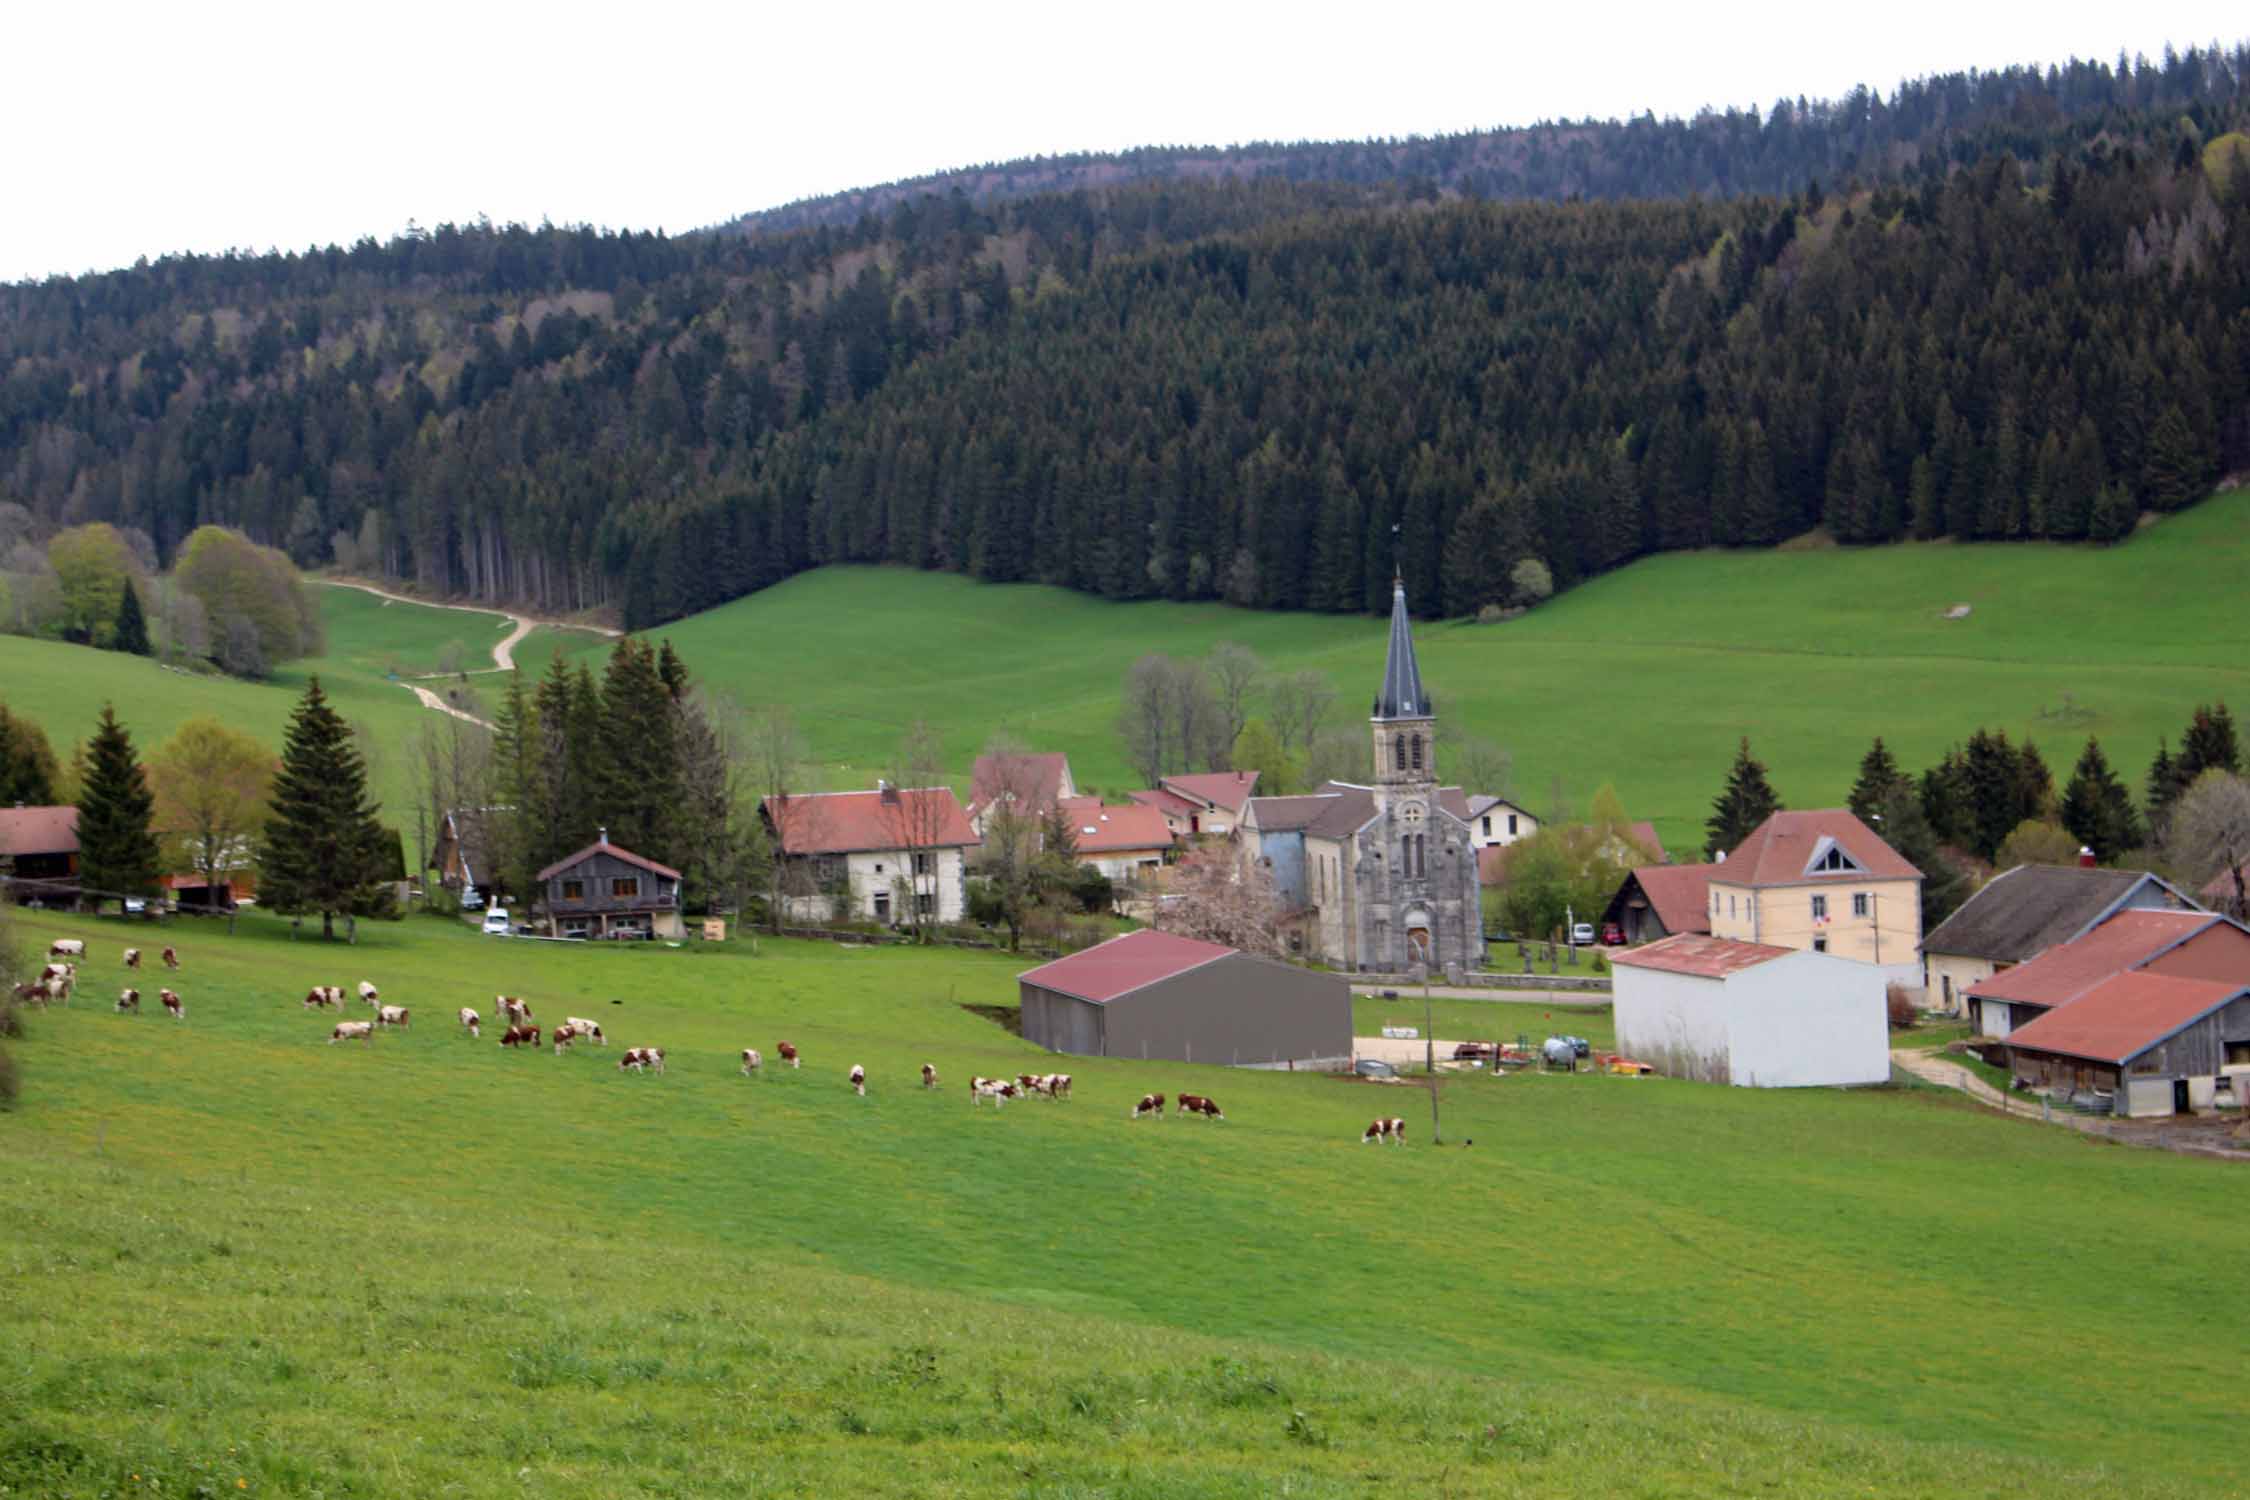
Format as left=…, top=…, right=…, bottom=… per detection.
left=148, top=717, right=273, bottom=906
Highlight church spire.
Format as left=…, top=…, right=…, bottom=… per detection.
left=1372, top=577, right=1429, bottom=721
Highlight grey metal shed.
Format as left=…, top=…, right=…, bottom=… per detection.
left=1017, top=929, right=1350, bottom=1067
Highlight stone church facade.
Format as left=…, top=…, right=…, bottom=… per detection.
left=1243, top=581, right=1486, bottom=976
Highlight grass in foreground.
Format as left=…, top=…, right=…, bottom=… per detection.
left=3, top=907, right=2244, bottom=1496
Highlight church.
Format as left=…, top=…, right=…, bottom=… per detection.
left=1239, top=581, right=1487, bottom=976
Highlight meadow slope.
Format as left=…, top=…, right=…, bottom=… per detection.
left=649, top=488, right=2250, bottom=852
left=2, top=908, right=2243, bottom=1496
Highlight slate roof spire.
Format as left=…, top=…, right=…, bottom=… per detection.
left=1372, top=577, right=1430, bottom=720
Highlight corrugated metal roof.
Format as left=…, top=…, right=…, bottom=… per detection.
left=1965, top=909, right=2219, bottom=1007
left=1016, top=928, right=1236, bottom=1004
left=0, top=804, right=77, bottom=858
left=2004, top=972, right=2247, bottom=1064
left=1713, top=809, right=1922, bottom=887
left=763, top=787, right=978, bottom=856
left=1609, top=933, right=1796, bottom=978
left=1922, top=865, right=2190, bottom=962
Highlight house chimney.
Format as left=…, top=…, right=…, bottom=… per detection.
left=2078, top=846, right=2096, bottom=868
left=1715, top=849, right=1726, bottom=864
left=598, top=826, right=608, bottom=845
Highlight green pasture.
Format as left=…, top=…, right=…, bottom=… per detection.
left=3, top=908, right=2243, bottom=1495
left=650, top=488, right=2250, bottom=851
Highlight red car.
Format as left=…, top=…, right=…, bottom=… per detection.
left=1599, top=922, right=1626, bottom=946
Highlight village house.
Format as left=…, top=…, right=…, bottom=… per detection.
left=1962, top=908, right=2250, bottom=1039
left=1600, top=863, right=1716, bottom=945
left=1918, top=863, right=2200, bottom=1016
left=0, top=804, right=79, bottom=902
left=1610, top=933, right=1891, bottom=1088
left=535, top=830, right=684, bottom=939
left=762, top=783, right=978, bottom=926
left=1462, top=795, right=1539, bottom=851
left=1706, top=809, right=1923, bottom=987
left=2001, top=973, right=2250, bottom=1118
left=1478, top=818, right=1664, bottom=888
left=1051, top=796, right=1173, bottom=885
left=965, top=751, right=1076, bottom=838
left=1126, top=770, right=1261, bottom=838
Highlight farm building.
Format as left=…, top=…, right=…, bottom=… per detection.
left=1601, top=863, right=1716, bottom=945
left=1962, top=909, right=2250, bottom=1038
left=762, top=783, right=979, bottom=925
left=1051, top=796, right=1173, bottom=884
left=1016, top=928, right=1349, bottom=1068
left=535, top=830, right=684, bottom=939
left=2002, top=973, right=2250, bottom=1117
left=1707, top=809, right=1922, bottom=987
left=0, top=803, right=79, bottom=901
left=1919, top=864, right=2200, bottom=1016
left=1610, top=933, right=1890, bottom=1088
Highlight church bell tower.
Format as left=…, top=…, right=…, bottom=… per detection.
left=1371, top=577, right=1436, bottom=802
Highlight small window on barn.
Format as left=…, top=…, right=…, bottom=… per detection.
left=2227, top=1041, right=2250, bottom=1067
left=561, top=879, right=584, bottom=900
left=612, top=877, right=640, bottom=899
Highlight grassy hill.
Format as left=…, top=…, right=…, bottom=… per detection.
left=2, top=906, right=2240, bottom=1496
left=652, top=487, right=2250, bottom=853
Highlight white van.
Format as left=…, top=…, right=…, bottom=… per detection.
left=482, top=907, right=512, bottom=936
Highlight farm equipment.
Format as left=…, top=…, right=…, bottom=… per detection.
left=1595, top=1052, right=1656, bottom=1076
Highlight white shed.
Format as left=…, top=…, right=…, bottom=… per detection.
left=1610, top=934, right=1891, bottom=1088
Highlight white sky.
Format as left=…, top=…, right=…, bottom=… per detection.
left=6, top=2, right=2241, bottom=284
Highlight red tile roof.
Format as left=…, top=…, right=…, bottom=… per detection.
left=1610, top=932, right=1796, bottom=979
left=536, top=836, right=682, bottom=883
left=1160, top=771, right=1260, bottom=815
left=1054, top=797, right=1174, bottom=854
left=1017, top=928, right=1235, bottom=1003
left=0, top=804, right=77, bottom=857
left=1713, top=809, right=1921, bottom=887
left=763, top=787, right=978, bottom=856
left=1624, top=863, right=1716, bottom=934
left=2003, top=972, right=2247, bottom=1064
left=968, top=752, right=1072, bottom=818
left=1965, top=910, right=2219, bottom=1008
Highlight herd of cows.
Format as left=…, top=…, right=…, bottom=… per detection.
left=19, top=936, right=1413, bottom=1145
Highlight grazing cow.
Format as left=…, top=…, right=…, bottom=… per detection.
left=160, top=988, right=184, bottom=1020
left=48, top=939, right=84, bottom=959
left=552, top=1024, right=579, bottom=1054
left=330, top=1020, right=374, bottom=1044
left=458, top=1007, right=480, bottom=1038
left=1363, top=1116, right=1406, bottom=1145
left=12, top=982, right=45, bottom=1007
left=564, top=1017, right=606, bottom=1045
left=741, top=1048, right=762, bottom=1077
left=162, top=947, right=180, bottom=971
left=1131, top=1092, right=1164, bottom=1120
left=358, top=981, right=381, bottom=1007
left=777, top=1040, right=799, bottom=1069
left=619, top=1046, right=665, bottom=1074
left=1176, top=1093, right=1224, bottom=1121
left=377, top=1004, right=410, bottom=1029
left=971, top=1076, right=1018, bottom=1108
left=302, top=985, right=344, bottom=1010
left=123, top=947, right=141, bottom=970
left=496, top=996, right=531, bottom=1025
left=116, top=987, right=141, bottom=1013
left=1046, top=1073, right=1072, bottom=1100
left=921, top=1062, right=938, bottom=1089
left=500, top=1024, right=540, bottom=1049
left=43, top=976, right=69, bottom=1005
left=849, top=1064, right=866, bottom=1096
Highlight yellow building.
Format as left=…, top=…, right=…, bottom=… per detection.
left=1707, top=810, right=1923, bottom=981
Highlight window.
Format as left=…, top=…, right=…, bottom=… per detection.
left=1507, top=814, right=1518, bottom=835
left=873, top=892, right=891, bottom=922
left=917, top=892, right=934, bottom=916
left=560, top=879, right=584, bottom=901
left=913, top=852, right=933, bottom=877
left=1811, top=894, right=1828, bottom=921
left=612, top=877, right=639, bottom=899
left=1482, top=816, right=1492, bottom=836
left=1812, top=936, right=1828, bottom=953
left=1852, top=892, right=1869, bottom=918
left=874, top=862, right=884, bottom=874
left=1394, top=736, right=1407, bottom=772
left=1410, top=734, right=1424, bottom=771
left=2227, top=1041, right=2250, bottom=1067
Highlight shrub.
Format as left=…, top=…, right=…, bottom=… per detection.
left=1885, top=983, right=1918, bottom=1030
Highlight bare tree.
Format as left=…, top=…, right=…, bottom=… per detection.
left=746, top=706, right=811, bottom=932
left=1151, top=845, right=1287, bottom=956
left=1167, top=657, right=1227, bottom=772
left=674, top=689, right=766, bottom=921
left=409, top=713, right=492, bottom=896
left=880, top=720, right=953, bottom=942
left=1117, top=654, right=1175, bottom=787
left=1446, top=733, right=1514, bottom=799
left=1267, top=669, right=1337, bottom=762
left=2166, top=770, right=2250, bottom=919
left=1206, top=642, right=1264, bottom=756
left=1304, top=727, right=1368, bottom=789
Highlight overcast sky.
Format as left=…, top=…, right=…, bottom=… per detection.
left=7, top=2, right=2241, bottom=284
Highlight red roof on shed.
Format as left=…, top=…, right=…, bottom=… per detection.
left=1017, top=928, right=1235, bottom=1003
left=1965, top=909, right=2219, bottom=1008
left=0, top=804, right=77, bottom=857
left=2003, top=973, right=2248, bottom=1064
left=1609, top=932, right=1796, bottom=979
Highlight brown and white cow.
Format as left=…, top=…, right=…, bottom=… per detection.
left=776, top=1040, right=799, bottom=1069
left=619, top=1046, right=665, bottom=1074
left=458, top=1007, right=480, bottom=1037
left=920, top=1062, right=938, bottom=1089
left=303, top=985, right=344, bottom=1010
left=1046, top=1073, right=1072, bottom=1100
left=358, top=981, right=381, bottom=1008
left=11, top=982, right=45, bottom=1007
left=971, top=1076, right=1018, bottom=1108
left=1131, top=1092, right=1164, bottom=1120
left=741, top=1048, right=762, bottom=1077
left=161, top=947, right=180, bottom=971
left=48, top=939, right=84, bottom=960
left=115, top=987, right=141, bottom=1013
left=376, top=1004, right=410, bottom=1029
left=496, top=996, right=531, bottom=1025
left=1176, top=1093, right=1224, bottom=1121
left=849, top=1064, right=866, bottom=1096
left=123, top=947, right=141, bottom=970
left=330, top=1020, right=374, bottom=1044
left=1362, top=1116, right=1406, bottom=1145
left=160, top=988, right=184, bottom=1020
left=552, top=1024, right=580, bottom=1054
left=43, top=975, right=69, bottom=1005
left=500, top=1024, right=540, bottom=1049
left=564, top=1017, right=606, bottom=1045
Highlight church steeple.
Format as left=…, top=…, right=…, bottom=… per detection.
left=1372, top=578, right=1429, bottom=721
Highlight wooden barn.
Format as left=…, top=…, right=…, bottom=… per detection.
left=2004, top=973, right=2250, bottom=1117
left=1016, top=929, right=1349, bottom=1068
left=535, top=830, right=683, bottom=939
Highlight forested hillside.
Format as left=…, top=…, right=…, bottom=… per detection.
left=1, top=47, right=2247, bottom=631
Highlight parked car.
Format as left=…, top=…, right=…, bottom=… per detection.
left=1569, top=921, right=1596, bottom=946
left=1452, top=1041, right=1497, bottom=1060
left=481, top=907, right=512, bottom=936
left=1600, top=922, right=1625, bottom=946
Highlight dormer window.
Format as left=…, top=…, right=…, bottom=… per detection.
left=1802, top=836, right=1865, bottom=877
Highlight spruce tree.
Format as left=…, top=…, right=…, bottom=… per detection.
left=1878, top=785, right=1968, bottom=926
left=259, top=677, right=386, bottom=940
left=2059, top=737, right=2142, bottom=863
left=488, top=668, right=537, bottom=901
left=597, top=638, right=680, bottom=857
left=1847, top=737, right=1907, bottom=823
left=1919, top=748, right=1973, bottom=850
left=656, top=639, right=691, bottom=702
left=1704, top=737, right=1781, bottom=859
left=111, top=581, right=151, bottom=656
left=74, top=705, right=162, bottom=911
left=2178, top=703, right=2241, bottom=782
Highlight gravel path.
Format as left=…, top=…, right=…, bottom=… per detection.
left=318, top=578, right=621, bottom=729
